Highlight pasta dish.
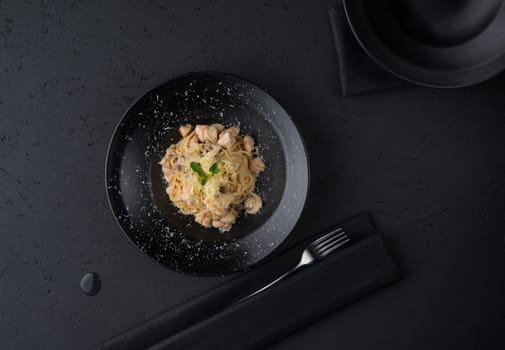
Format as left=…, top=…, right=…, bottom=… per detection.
left=160, top=123, right=266, bottom=231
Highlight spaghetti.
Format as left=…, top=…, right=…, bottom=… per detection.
left=159, top=124, right=265, bottom=231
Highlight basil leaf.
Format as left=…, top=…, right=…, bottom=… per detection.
left=209, top=162, right=220, bottom=175
left=190, top=162, right=206, bottom=178
left=191, top=161, right=210, bottom=185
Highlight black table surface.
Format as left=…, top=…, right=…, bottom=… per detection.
left=1, top=1, right=505, bottom=349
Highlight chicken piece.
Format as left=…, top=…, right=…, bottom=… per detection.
left=243, top=135, right=255, bottom=153
left=211, top=208, right=236, bottom=231
left=244, top=193, right=262, bottom=214
left=195, top=211, right=212, bottom=228
left=211, top=123, right=225, bottom=132
left=250, top=157, right=265, bottom=174
left=213, top=209, right=237, bottom=232
left=195, top=124, right=219, bottom=143
left=204, top=125, right=218, bottom=143
left=220, top=209, right=238, bottom=224
left=225, top=127, right=239, bottom=137
left=195, top=124, right=208, bottom=142
left=217, top=130, right=237, bottom=149
left=207, top=201, right=226, bottom=216
left=179, top=124, right=193, bottom=137
left=207, top=194, right=233, bottom=216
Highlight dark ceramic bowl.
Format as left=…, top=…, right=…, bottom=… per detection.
left=106, top=72, right=309, bottom=276
left=344, top=0, right=505, bottom=87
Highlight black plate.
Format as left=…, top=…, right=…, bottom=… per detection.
left=344, top=0, right=505, bottom=87
left=105, top=72, right=309, bottom=276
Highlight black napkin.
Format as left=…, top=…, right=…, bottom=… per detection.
left=149, top=234, right=399, bottom=350
left=97, top=213, right=399, bottom=350
left=329, top=5, right=408, bottom=96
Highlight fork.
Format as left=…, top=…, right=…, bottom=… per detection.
left=242, top=228, right=350, bottom=300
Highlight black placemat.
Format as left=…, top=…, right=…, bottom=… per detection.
left=329, top=5, right=408, bottom=96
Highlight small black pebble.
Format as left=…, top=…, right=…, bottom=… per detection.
left=80, top=272, right=101, bottom=296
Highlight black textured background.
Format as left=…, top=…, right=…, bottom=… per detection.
left=1, top=1, right=505, bottom=349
